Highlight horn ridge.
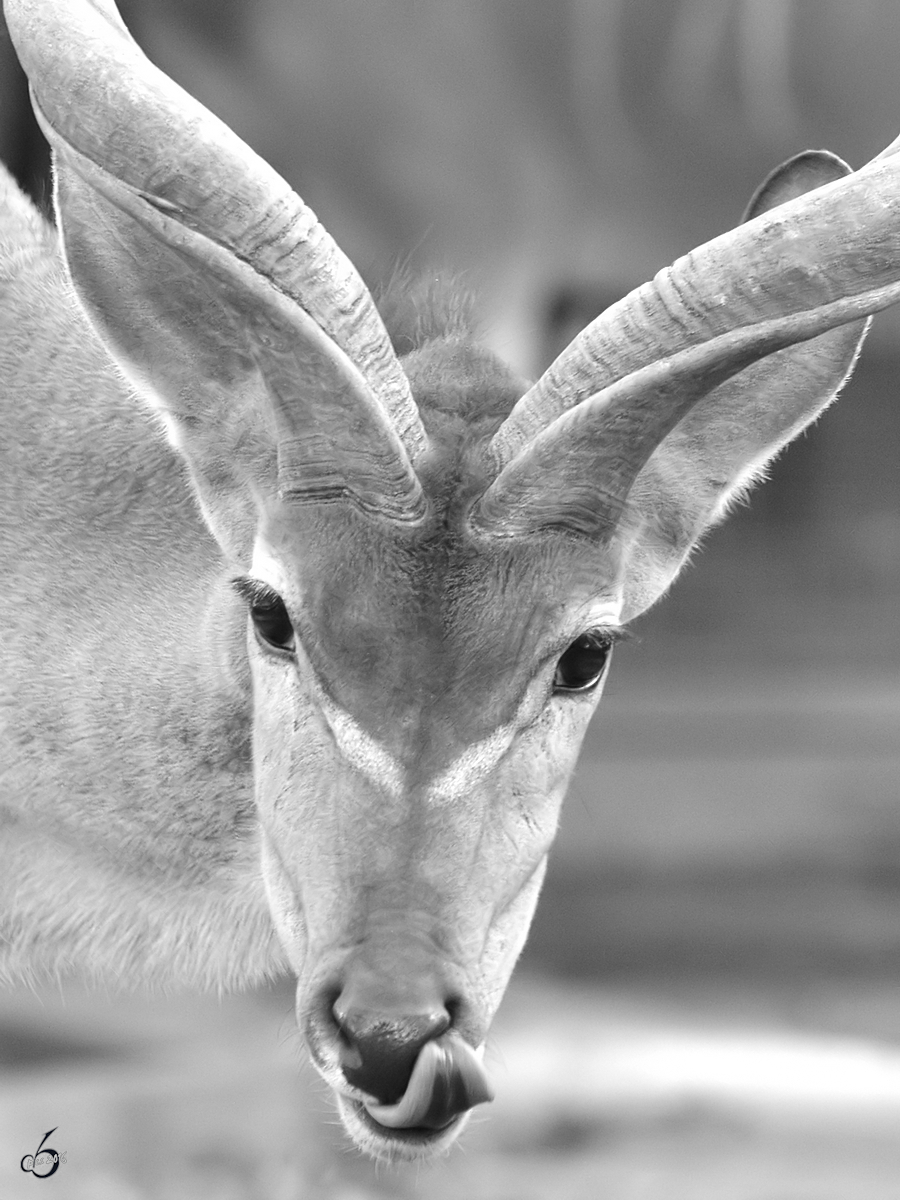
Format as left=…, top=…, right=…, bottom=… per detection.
left=487, top=147, right=900, bottom=475
left=4, top=0, right=428, bottom=464
left=470, top=274, right=900, bottom=540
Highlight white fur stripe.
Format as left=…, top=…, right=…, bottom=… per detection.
left=318, top=694, right=405, bottom=798
left=424, top=724, right=515, bottom=804
left=317, top=695, right=515, bottom=806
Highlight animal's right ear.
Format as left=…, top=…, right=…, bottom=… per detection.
left=6, top=0, right=428, bottom=565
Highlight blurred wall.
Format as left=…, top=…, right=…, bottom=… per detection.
left=6, top=1, right=900, bottom=351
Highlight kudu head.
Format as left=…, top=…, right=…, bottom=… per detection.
left=8, top=0, right=900, bottom=1163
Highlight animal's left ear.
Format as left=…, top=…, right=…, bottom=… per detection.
left=470, top=145, right=900, bottom=620
left=618, top=150, right=865, bottom=620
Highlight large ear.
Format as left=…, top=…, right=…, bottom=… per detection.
left=619, top=150, right=868, bottom=619
left=5, top=0, right=428, bottom=565
left=470, top=144, right=900, bottom=621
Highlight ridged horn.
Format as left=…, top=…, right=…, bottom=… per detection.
left=5, top=0, right=429, bottom=521
left=473, top=139, right=900, bottom=538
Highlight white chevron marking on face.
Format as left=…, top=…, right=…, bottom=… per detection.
left=318, top=691, right=515, bottom=807
left=424, top=724, right=516, bottom=805
left=318, top=694, right=405, bottom=799
left=251, top=540, right=405, bottom=799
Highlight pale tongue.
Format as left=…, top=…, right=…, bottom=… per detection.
left=365, top=1035, right=494, bottom=1130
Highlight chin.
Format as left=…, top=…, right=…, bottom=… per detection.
left=336, top=1094, right=473, bottom=1163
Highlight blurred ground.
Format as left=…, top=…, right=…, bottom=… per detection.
left=2, top=969, right=900, bottom=1199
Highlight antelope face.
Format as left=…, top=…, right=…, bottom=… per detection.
left=12, top=0, right=900, bottom=1169
left=239, top=348, right=624, bottom=1160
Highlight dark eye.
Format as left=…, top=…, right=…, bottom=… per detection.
left=232, top=578, right=296, bottom=655
left=553, top=632, right=612, bottom=693
left=250, top=593, right=295, bottom=654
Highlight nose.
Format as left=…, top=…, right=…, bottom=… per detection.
left=334, top=999, right=450, bottom=1104
left=328, top=959, right=493, bottom=1131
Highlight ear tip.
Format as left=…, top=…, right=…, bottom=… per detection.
left=784, top=147, right=852, bottom=173
left=741, top=148, right=852, bottom=224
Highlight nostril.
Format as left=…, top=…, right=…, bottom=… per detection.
left=333, top=1004, right=451, bottom=1104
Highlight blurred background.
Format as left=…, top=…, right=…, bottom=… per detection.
left=2, top=1, right=900, bottom=1196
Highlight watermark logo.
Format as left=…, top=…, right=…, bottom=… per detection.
left=20, top=1128, right=65, bottom=1179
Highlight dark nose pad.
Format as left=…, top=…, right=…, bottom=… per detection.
left=334, top=999, right=451, bottom=1104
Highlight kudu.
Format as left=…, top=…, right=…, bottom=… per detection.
left=3, top=0, right=900, bottom=1164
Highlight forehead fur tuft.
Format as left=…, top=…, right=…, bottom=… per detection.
left=375, top=267, right=480, bottom=356
left=372, top=268, right=523, bottom=517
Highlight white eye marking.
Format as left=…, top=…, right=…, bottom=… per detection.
left=425, top=724, right=516, bottom=805
left=318, top=695, right=405, bottom=799
left=250, top=541, right=291, bottom=595
left=156, top=409, right=184, bottom=451
left=580, top=603, right=623, bottom=630
left=246, top=543, right=402, bottom=795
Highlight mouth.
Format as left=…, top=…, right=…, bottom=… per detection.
left=328, top=1033, right=494, bottom=1161
left=337, top=1095, right=470, bottom=1162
